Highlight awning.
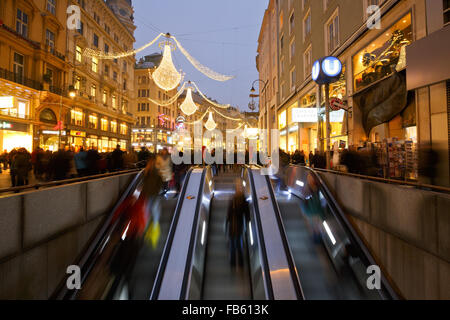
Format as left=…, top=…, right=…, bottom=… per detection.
left=353, top=71, right=408, bottom=135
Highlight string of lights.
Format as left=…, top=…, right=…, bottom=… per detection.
left=84, top=33, right=164, bottom=59
left=191, top=81, right=230, bottom=109
left=210, top=106, right=243, bottom=121
left=147, top=82, right=187, bottom=106
left=171, top=36, right=234, bottom=82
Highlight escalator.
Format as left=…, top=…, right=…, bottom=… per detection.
left=152, top=166, right=303, bottom=300
left=52, top=168, right=194, bottom=300
left=269, top=165, right=399, bottom=300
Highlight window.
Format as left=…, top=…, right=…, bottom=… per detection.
left=46, top=29, right=55, bottom=53
left=123, top=61, right=127, bottom=72
left=77, top=21, right=84, bottom=35
left=111, top=121, right=117, bottom=133
left=273, top=77, right=276, bottom=95
left=74, top=75, right=81, bottom=90
left=76, top=46, right=82, bottom=62
left=102, top=90, right=107, bottom=104
left=123, top=79, right=127, bottom=90
left=101, top=118, right=108, bottom=131
left=120, top=124, right=128, bottom=135
left=303, top=45, right=312, bottom=79
left=326, top=9, right=340, bottom=54
left=47, top=0, right=56, bottom=15
left=104, top=64, right=109, bottom=76
left=89, top=114, right=98, bottom=129
left=13, top=53, right=24, bottom=80
left=16, top=9, right=28, bottom=38
left=112, top=95, right=117, bottom=109
left=281, top=56, right=285, bottom=74
left=104, top=44, right=109, bottom=54
left=290, top=68, right=296, bottom=91
left=93, top=34, right=99, bottom=48
left=113, top=71, right=117, bottom=81
left=290, top=39, right=295, bottom=61
left=289, top=12, right=294, bottom=35
left=303, top=10, right=311, bottom=41
left=444, top=0, right=450, bottom=25
left=92, top=57, right=98, bottom=73
left=280, top=34, right=284, bottom=50
left=91, top=85, right=96, bottom=99
left=71, top=109, right=83, bottom=126
left=353, top=13, right=412, bottom=92
left=105, top=24, right=110, bottom=35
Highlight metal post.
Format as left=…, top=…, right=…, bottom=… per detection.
left=325, top=83, right=331, bottom=170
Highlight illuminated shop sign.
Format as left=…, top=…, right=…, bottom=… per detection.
left=70, top=130, right=86, bottom=137
left=292, top=108, right=318, bottom=123
left=42, top=130, right=66, bottom=135
left=0, top=121, right=13, bottom=129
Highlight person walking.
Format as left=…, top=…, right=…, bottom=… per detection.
left=156, top=148, right=173, bottom=193
left=226, top=179, right=250, bottom=267
left=13, top=148, right=31, bottom=186
left=111, top=144, right=124, bottom=171
left=74, top=147, right=88, bottom=177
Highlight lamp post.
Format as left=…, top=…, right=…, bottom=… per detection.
left=311, top=56, right=343, bottom=170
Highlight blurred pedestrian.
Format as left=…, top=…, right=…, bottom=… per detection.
left=111, top=144, right=124, bottom=171
left=156, top=148, right=173, bottom=193
left=86, top=147, right=100, bottom=175
left=74, top=147, right=88, bottom=177
left=226, top=179, right=249, bottom=267
left=13, top=148, right=31, bottom=186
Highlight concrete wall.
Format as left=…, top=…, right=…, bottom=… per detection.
left=0, top=172, right=137, bottom=299
left=318, top=171, right=450, bottom=299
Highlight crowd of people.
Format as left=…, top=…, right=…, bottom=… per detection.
left=0, top=145, right=141, bottom=188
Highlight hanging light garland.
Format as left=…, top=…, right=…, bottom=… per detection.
left=83, top=33, right=235, bottom=82
left=179, top=88, right=198, bottom=116
left=147, top=81, right=187, bottom=106
left=182, top=107, right=211, bottom=125
left=211, top=106, right=243, bottom=122
left=204, top=112, right=217, bottom=131
left=152, top=43, right=183, bottom=91
left=84, top=33, right=165, bottom=59
left=191, top=81, right=230, bottom=109
left=171, top=36, right=234, bottom=82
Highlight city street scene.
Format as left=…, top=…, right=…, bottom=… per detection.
left=0, top=0, right=449, bottom=308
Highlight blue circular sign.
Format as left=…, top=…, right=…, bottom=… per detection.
left=322, top=57, right=342, bottom=77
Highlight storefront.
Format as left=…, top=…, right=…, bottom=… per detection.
left=68, top=130, right=86, bottom=150
left=39, top=130, right=65, bottom=151
left=0, top=120, right=33, bottom=152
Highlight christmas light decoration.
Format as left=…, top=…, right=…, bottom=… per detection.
left=179, top=88, right=198, bottom=116
left=84, top=33, right=164, bottom=59
left=148, top=82, right=187, bottom=106
left=211, top=106, right=243, bottom=121
left=204, top=112, right=217, bottom=131
left=191, top=81, right=230, bottom=109
left=153, top=44, right=182, bottom=91
left=172, top=36, right=234, bottom=82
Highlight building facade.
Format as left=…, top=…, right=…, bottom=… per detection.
left=65, top=0, right=136, bottom=152
left=0, top=0, right=72, bottom=152
left=0, top=0, right=136, bottom=153
left=132, top=53, right=177, bottom=153
left=257, top=0, right=449, bottom=186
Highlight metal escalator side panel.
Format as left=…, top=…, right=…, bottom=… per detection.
left=248, top=167, right=301, bottom=300
left=149, top=167, right=194, bottom=299
left=155, top=168, right=206, bottom=300
left=285, top=165, right=400, bottom=300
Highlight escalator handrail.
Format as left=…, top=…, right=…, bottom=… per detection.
left=150, top=167, right=195, bottom=300
left=51, top=169, right=144, bottom=300
left=179, top=167, right=207, bottom=300
left=263, top=173, right=305, bottom=300
left=293, top=165, right=401, bottom=300
left=245, top=166, right=274, bottom=300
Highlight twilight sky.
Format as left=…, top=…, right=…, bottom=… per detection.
left=132, top=0, right=269, bottom=112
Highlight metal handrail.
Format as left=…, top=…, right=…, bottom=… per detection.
left=312, top=167, right=450, bottom=194
left=0, top=168, right=140, bottom=195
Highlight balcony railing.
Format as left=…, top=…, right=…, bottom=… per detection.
left=0, top=68, right=42, bottom=91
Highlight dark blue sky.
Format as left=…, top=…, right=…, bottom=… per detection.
left=133, top=0, right=268, bottom=112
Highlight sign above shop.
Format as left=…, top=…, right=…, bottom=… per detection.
left=0, top=120, right=29, bottom=132
left=292, top=108, right=318, bottom=123
left=0, top=121, right=12, bottom=129
left=42, top=130, right=66, bottom=135
left=330, top=98, right=347, bottom=111
left=312, top=56, right=343, bottom=85
left=70, top=130, right=86, bottom=137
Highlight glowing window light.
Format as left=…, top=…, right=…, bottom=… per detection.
left=152, top=45, right=182, bottom=91
left=204, top=112, right=216, bottom=131
left=180, top=88, right=198, bottom=116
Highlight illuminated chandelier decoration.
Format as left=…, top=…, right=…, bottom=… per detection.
left=179, top=88, right=198, bottom=116
left=153, top=43, right=182, bottom=91
left=204, top=112, right=217, bottom=131
left=84, top=33, right=234, bottom=82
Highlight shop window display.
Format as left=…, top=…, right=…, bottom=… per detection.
left=353, top=13, right=412, bottom=92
